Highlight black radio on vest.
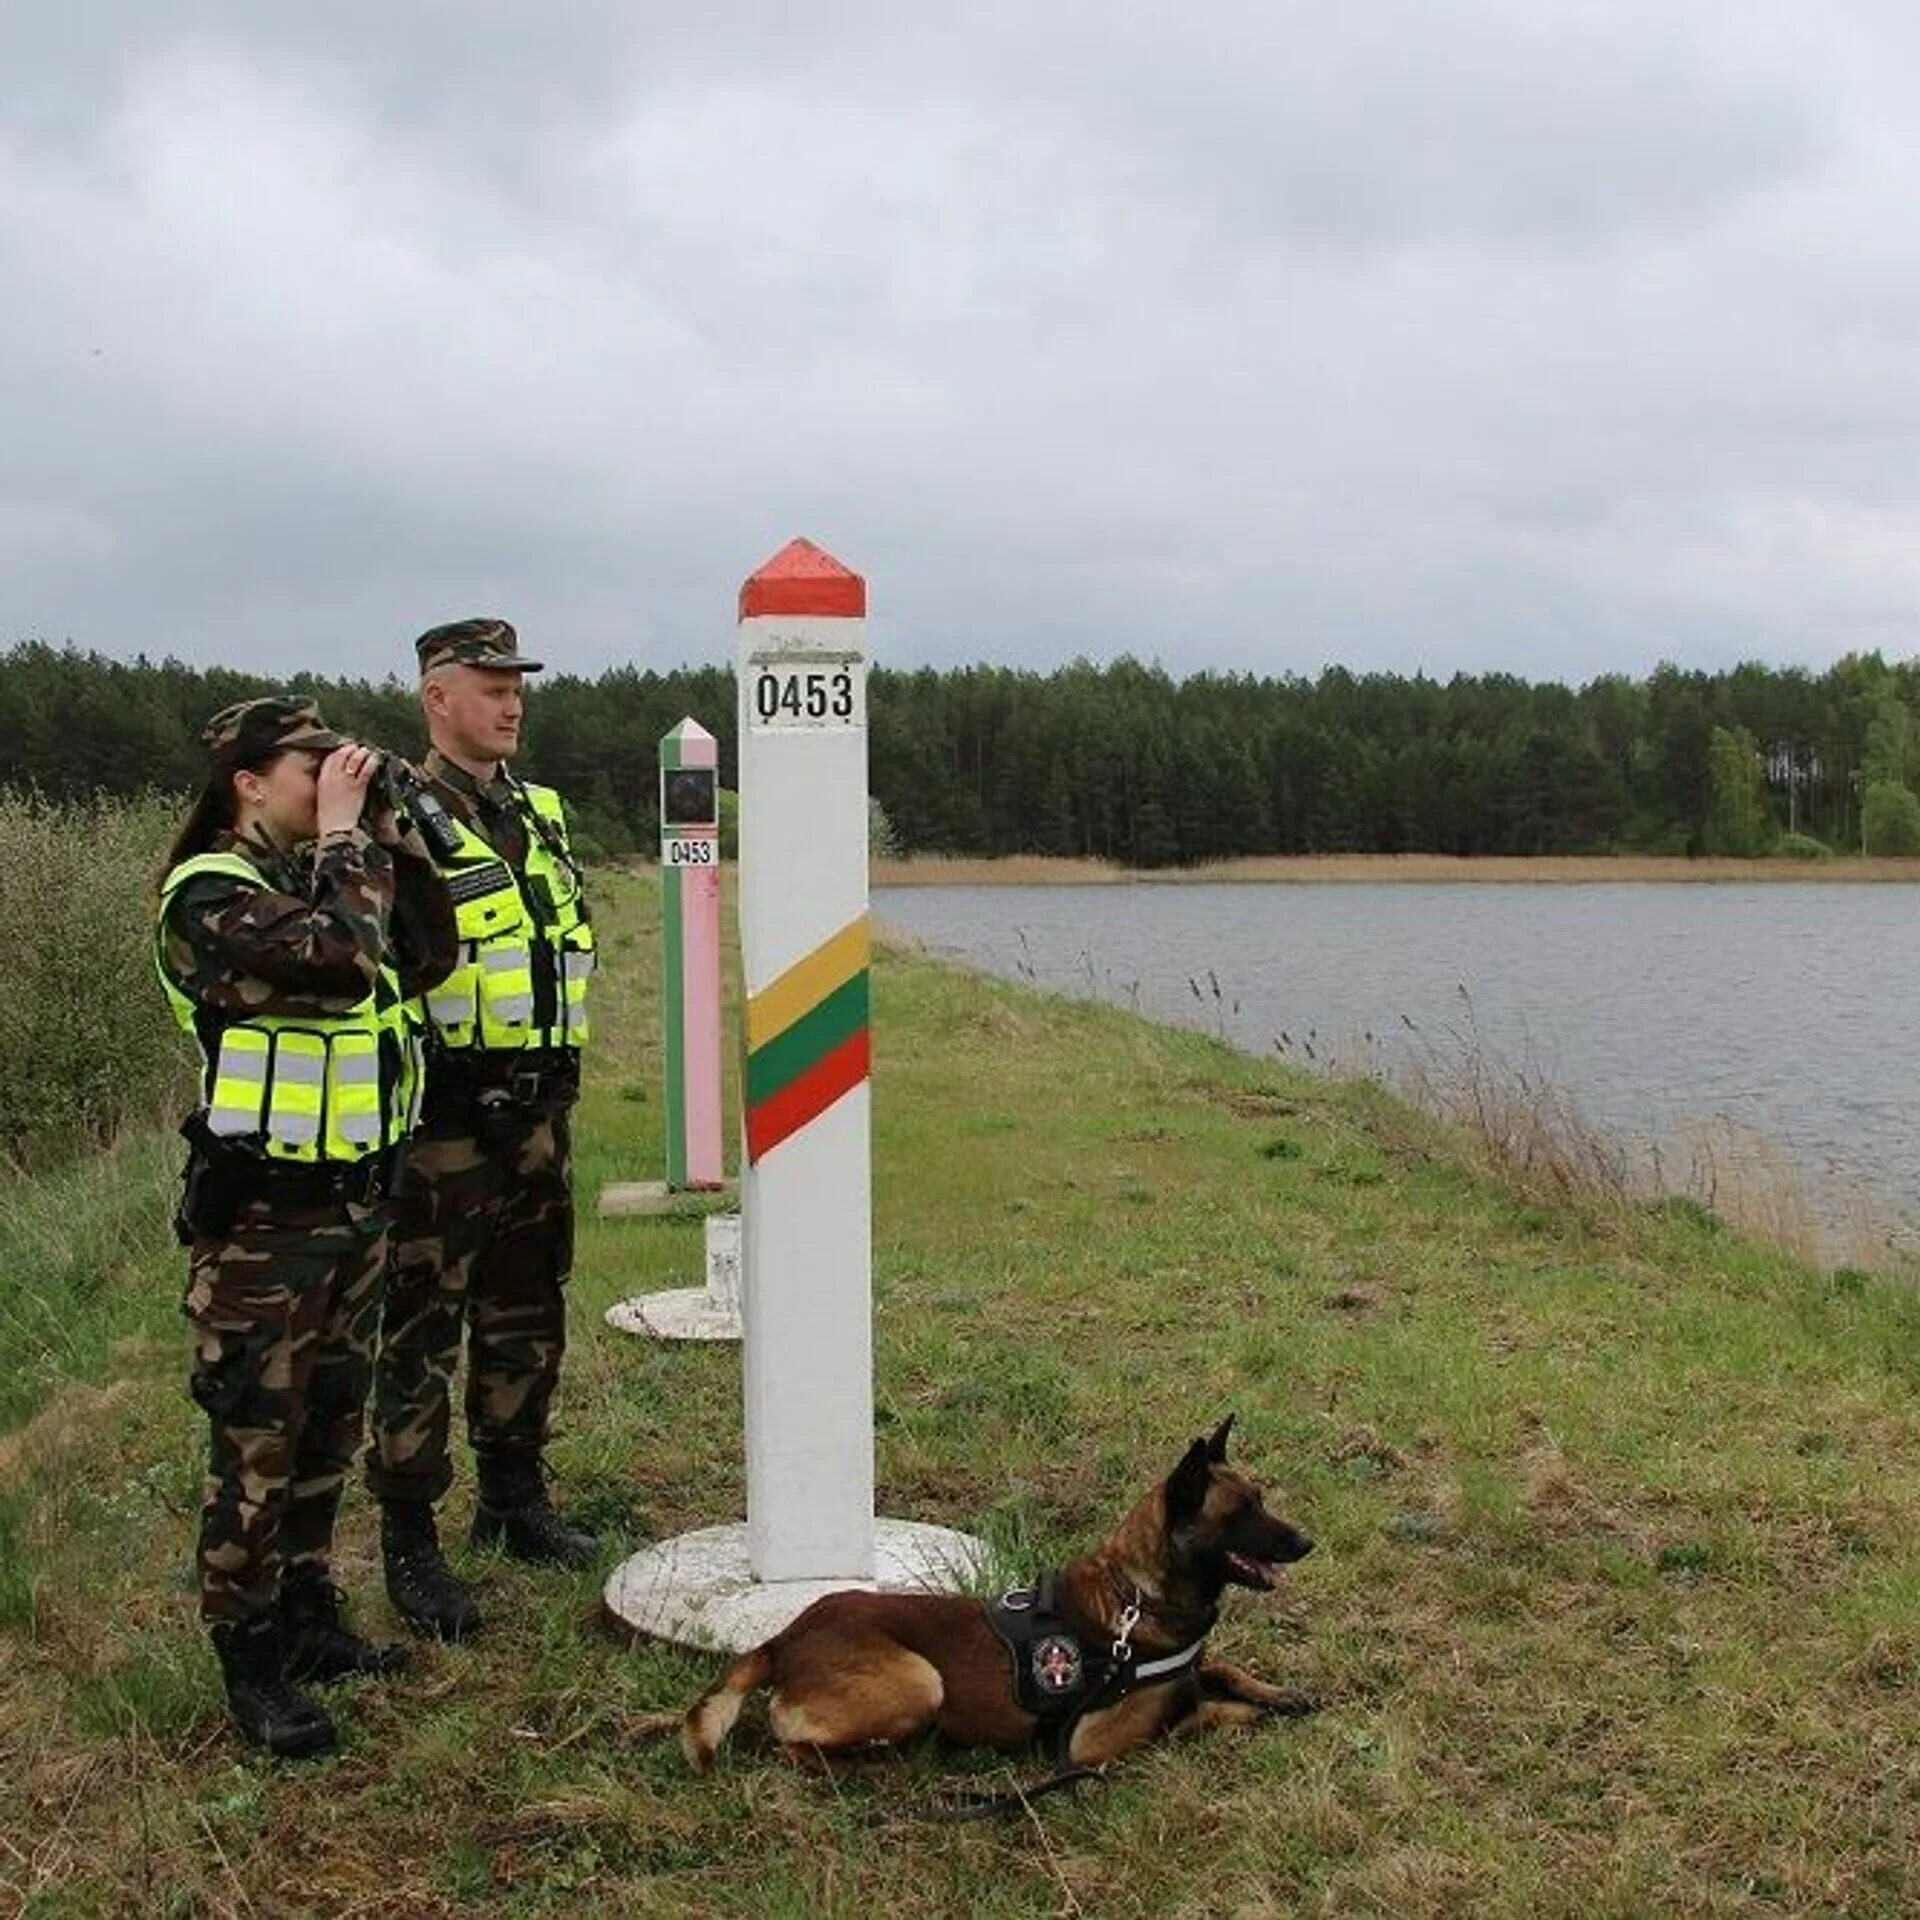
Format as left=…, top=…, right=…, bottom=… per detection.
left=380, top=759, right=464, bottom=863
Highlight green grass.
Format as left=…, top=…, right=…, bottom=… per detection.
left=4, top=866, right=1920, bottom=1914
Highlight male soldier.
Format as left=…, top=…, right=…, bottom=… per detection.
left=368, top=619, right=598, bottom=1639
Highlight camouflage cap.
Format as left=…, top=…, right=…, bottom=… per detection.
left=414, top=617, right=545, bottom=675
left=201, top=695, right=345, bottom=767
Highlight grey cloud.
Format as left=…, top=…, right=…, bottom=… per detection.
left=4, top=3, right=1918, bottom=683
left=1071, top=4, right=1830, bottom=253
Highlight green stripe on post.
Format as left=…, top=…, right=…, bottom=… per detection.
left=662, top=862, right=686, bottom=1187
left=744, top=970, right=870, bottom=1107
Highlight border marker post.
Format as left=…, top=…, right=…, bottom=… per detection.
left=659, top=719, right=725, bottom=1193
left=737, top=538, right=876, bottom=1581
left=603, top=1210, right=742, bottom=1342
left=597, top=719, right=736, bottom=1220
left=603, top=539, right=983, bottom=1648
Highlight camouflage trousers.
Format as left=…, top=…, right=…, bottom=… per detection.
left=183, top=1196, right=388, bottom=1624
left=365, top=1103, right=574, bottom=1505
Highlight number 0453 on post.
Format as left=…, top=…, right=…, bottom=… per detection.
left=747, top=658, right=865, bottom=731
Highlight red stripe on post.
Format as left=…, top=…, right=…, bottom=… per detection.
left=745, top=1026, right=871, bottom=1162
left=739, top=537, right=868, bottom=619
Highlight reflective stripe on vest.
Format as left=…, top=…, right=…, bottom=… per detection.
left=424, top=782, right=594, bottom=1052
left=480, top=942, right=536, bottom=1027
left=558, top=938, right=594, bottom=1045
left=156, top=851, right=419, bottom=1164
left=328, top=1031, right=384, bottom=1155
left=207, top=1027, right=271, bottom=1136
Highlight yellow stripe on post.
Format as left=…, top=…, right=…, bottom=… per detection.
left=745, top=918, right=871, bottom=1049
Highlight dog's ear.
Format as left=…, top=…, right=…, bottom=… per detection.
left=1206, top=1413, right=1235, bottom=1462
left=1166, top=1437, right=1213, bottom=1523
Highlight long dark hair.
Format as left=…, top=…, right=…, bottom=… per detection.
left=160, top=766, right=244, bottom=881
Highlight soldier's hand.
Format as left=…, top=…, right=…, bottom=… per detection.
left=317, top=744, right=377, bottom=838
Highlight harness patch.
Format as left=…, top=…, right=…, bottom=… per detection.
left=1031, top=1634, right=1083, bottom=1697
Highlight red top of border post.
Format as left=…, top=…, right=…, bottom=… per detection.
left=739, top=537, right=867, bottom=619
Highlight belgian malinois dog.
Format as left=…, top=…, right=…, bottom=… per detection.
left=682, top=1417, right=1315, bottom=1778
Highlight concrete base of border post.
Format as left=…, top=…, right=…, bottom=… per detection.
left=603, top=1519, right=989, bottom=1652
left=597, top=1178, right=737, bottom=1218
left=604, top=1213, right=744, bottom=1343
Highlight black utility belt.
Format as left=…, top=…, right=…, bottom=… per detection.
left=427, top=1049, right=579, bottom=1110
left=244, top=1144, right=402, bottom=1208
left=175, top=1118, right=399, bottom=1245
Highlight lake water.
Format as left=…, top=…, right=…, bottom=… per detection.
left=873, top=883, right=1920, bottom=1261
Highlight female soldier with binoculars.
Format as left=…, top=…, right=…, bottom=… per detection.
left=155, top=695, right=457, bottom=1758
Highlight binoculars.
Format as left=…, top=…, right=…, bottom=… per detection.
left=363, top=753, right=464, bottom=862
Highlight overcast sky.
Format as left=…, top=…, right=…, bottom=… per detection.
left=6, top=3, right=1919, bottom=685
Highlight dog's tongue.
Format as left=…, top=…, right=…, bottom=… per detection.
left=1228, top=1552, right=1278, bottom=1590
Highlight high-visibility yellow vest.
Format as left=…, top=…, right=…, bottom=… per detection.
left=155, top=851, right=422, bottom=1163
left=421, top=781, right=595, bottom=1051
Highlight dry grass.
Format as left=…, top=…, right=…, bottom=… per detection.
left=1395, top=1012, right=1637, bottom=1203
left=874, top=853, right=1920, bottom=886
left=1651, top=1118, right=1900, bottom=1272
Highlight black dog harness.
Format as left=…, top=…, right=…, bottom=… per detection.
left=899, top=1576, right=1222, bottom=1823
left=985, top=1572, right=1210, bottom=1763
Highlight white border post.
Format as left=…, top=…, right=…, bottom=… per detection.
left=602, top=539, right=982, bottom=1650
left=737, top=538, right=875, bottom=1581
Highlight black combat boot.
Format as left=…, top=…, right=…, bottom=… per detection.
left=470, top=1455, right=599, bottom=1568
left=381, top=1499, right=483, bottom=1640
left=210, top=1613, right=337, bottom=1760
left=281, top=1568, right=410, bottom=1682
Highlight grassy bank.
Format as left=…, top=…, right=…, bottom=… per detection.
left=873, top=852, right=1920, bottom=885
left=6, top=869, right=1920, bottom=1916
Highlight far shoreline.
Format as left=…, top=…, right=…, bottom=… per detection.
left=870, top=852, right=1920, bottom=886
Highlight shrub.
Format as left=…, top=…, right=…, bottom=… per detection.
left=869, top=796, right=902, bottom=860
left=1862, top=781, right=1920, bottom=856
left=1771, top=832, right=1833, bottom=861
left=0, top=789, right=195, bottom=1170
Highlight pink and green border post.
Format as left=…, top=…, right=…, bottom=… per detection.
left=658, top=718, right=726, bottom=1192
left=603, top=539, right=984, bottom=1649
left=598, top=719, right=737, bottom=1225
left=602, top=719, right=743, bottom=1340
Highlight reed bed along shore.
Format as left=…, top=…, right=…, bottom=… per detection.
left=873, top=851, right=1920, bottom=886
left=1380, top=1017, right=1902, bottom=1274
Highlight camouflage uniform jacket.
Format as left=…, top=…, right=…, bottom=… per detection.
left=160, top=824, right=459, bottom=1029
left=420, top=750, right=533, bottom=873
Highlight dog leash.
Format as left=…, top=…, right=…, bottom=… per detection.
left=909, top=1764, right=1108, bottom=1825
